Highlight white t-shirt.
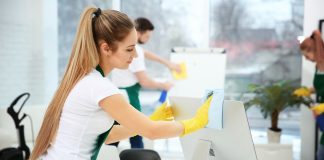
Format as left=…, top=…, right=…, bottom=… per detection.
left=42, top=69, right=121, bottom=160
left=111, top=45, right=146, bottom=88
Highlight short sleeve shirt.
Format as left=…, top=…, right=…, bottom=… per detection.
left=42, top=69, right=121, bottom=160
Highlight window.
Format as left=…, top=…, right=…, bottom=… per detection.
left=121, top=0, right=210, bottom=77
left=210, top=0, right=304, bottom=93
left=58, top=0, right=113, bottom=78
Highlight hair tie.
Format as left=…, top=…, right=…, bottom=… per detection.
left=94, top=8, right=101, bottom=17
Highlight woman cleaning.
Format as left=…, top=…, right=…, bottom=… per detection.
left=29, top=7, right=212, bottom=160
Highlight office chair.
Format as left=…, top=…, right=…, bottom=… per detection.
left=119, top=149, right=161, bottom=160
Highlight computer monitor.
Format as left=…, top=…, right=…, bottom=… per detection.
left=169, top=96, right=258, bottom=160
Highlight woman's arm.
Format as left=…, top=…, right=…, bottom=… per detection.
left=99, top=94, right=183, bottom=140
left=105, top=125, right=135, bottom=144
left=105, top=102, right=174, bottom=144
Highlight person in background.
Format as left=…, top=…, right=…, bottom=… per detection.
left=294, top=29, right=324, bottom=160
left=29, top=7, right=212, bottom=160
left=110, top=17, right=181, bottom=148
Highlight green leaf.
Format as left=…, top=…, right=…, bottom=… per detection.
left=243, top=80, right=315, bottom=129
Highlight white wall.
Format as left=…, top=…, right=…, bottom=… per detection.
left=112, top=0, right=121, bottom=10
left=301, top=0, right=324, bottom=159
left=43, top=0, right=59, bottom=104
left=0, top=0, right=58, bottom=106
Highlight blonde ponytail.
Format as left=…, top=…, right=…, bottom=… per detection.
left=30, top=7, right=99, bottom=159
left=31, top=6, right=134, bottom=159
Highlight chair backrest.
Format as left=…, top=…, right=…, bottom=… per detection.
left=119, top=149, right=161, bottom=160
left=5, top=93, right=31, bottom=160
left=0, top=93, right=31, bottom=160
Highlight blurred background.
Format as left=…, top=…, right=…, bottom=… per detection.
left=0, top=0, right=304, bottom=106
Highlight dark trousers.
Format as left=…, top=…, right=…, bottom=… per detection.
left=109, top=135, right=144, bottom=148
left=108, top=121, right=144, bottom=149
left=130, top=135, right=144, bottom=148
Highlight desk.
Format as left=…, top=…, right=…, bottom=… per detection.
left=255, top=143, right=293, bottom=160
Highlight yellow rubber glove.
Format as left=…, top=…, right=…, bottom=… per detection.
left=293, top=87, right=311, bottom=97
left=311, top=103, right=324, bottom=116
left=128, top=103, right=173, bottom=138
left=149, top=102, right=173, bottom=121
left=180, top=96, right=213, bottom=137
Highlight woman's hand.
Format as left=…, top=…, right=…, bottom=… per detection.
left=180, top=96, right=213, bottom=136
left=149, top=102, right=173, bottom=121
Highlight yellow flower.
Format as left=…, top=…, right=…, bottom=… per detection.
left=293, top=88, right=311, bottom=97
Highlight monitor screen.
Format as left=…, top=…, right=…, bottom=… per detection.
left=169, top=96, right=257, bottom=160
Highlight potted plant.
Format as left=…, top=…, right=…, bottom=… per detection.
left=244, top=80, right=313, bottom=143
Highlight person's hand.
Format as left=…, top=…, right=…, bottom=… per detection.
left=293, top=87, right=311, bottom=97
left=161, top=81, right=173, bottom=91
left=168, top=62, right=182, bottom=73
left=311, top=103, right=324, bottom=116
left=149, top=102, right=173, bottom=121
left=179, top=96, right=213, bottom=136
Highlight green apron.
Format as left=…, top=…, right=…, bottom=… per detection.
left=314, top=69, right=324, bottom=104
left=120, top=83, right=142, bottom=112
left=91, top=65, right=115, bottom=160
left=314, top=68, right=324, bottom=145
left=91, top=67, right=143, bottom=159
left=109, top=83, right=142, bottom=127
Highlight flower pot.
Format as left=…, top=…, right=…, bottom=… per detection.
left=267, top=128, right=281, bottom=143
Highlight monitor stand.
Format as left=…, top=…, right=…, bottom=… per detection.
left=192, top=139, right=217, bottom=160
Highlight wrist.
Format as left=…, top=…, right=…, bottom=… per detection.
left=179, top=120, right=187, bottom=137
left=165, top=61, right=172, bottom=69
left=158, top=82, right=167, bottom=90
